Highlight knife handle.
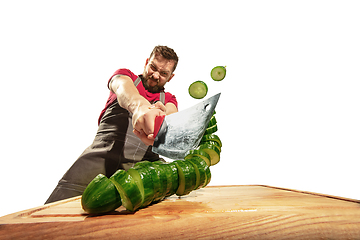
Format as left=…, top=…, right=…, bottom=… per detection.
left=153, top=115, right=165, bottom=138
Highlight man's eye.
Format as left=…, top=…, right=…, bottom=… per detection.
left=161, top=72, right=168, bottom=77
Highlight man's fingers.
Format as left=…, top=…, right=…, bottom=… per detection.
left=150, top=101, right=166, bottom=112
left=133, top=129, right=155, bottom=146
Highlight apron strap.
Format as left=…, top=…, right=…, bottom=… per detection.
left=134, top=76, right=142, bottom=87
left=134, top=76, right=165, bottom=105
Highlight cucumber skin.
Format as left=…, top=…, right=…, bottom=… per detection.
left=110, top=170, right=142, bottom=212
left=81, top=174, right=122, bottom=214
left=128, top=167, right=154, bottom=208
left=174, top=160, right=197, bottom=196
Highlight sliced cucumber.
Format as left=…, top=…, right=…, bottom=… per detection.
left=211, top=66, right=226, bottom=81
left=110, top=169, right=142, bottom=211
left=153, top=161, right=175, bottom=197
left=81, top=174, right=122, bottom=214
left=151, top=163, right=168, bottom=202
left=207, top=115, right=217, bottom=128
left=173, top=160, right=196, bottom=196
left=204, top=140, right=221, bottom=153
left=204, top=124, right=218, bottom=135
left=167, top=162, right=179, bottom=196
left=189, top=81, right=208, bottom=99
left=185, top=149, right=211, bottom=167
left=128, top=167, right=154, bottom=208
left=199, top=143, right=221, bottom=166
left=186, top=157, right=206, bottom=190
left=201, top=134, right=222, bottom=147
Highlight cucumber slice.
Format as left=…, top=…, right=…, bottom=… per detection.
left=201, top=134, right=222, bottom=147
left=128, top=167, right=154, bottom=208
left=188, top=81, right=208, bottom=99
left=153, top=161, right=175, bottom=197
left=110, top=170, right=142, bottom=211
left=167, top=162, right=179, bottom=196
left=173, top=160, right=196, bottom=196
left=199, top=143, right=221, bottom=166
left=207, top=115, right=217, bottom=128
left=133, top=161, right=162, bottom=202
left=211, top=66, right=226, bottom=81
left=185, top=149, right=211, bottom=167
left=81, top=174, right=122, bottom=214
left=204, top=165, right=212, bottom=187
left=204, top=124, right=218, bottom=135
left=204, top=140, right=221, bottom=153
left=186, top=157, right=206, bottom=190
left=151, top=163, right=168, bottom=202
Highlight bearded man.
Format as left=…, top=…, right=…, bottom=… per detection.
left=46, top=46, right=179, bottom=203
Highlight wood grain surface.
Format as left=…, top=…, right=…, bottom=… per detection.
left=1, top=185, right=360, bottom=239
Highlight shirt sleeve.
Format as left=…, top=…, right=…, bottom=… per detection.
left=107, top=68, right=138, bottom=89
left=165, top=93, right=178, bottom=109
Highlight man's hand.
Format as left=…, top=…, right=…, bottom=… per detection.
left=132, top=105, right=166, bottom=146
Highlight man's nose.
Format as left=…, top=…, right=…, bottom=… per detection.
left=152, top=71, right=160, bottom=80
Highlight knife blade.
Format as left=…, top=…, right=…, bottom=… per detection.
left=152, top=93, right=221, bottom=159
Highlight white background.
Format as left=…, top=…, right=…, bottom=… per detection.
left=1, top=0, right=359, bottom=217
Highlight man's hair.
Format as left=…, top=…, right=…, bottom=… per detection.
left=149, top=45, right=179, bottom=72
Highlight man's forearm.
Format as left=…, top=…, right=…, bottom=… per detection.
left=109, top=75, right=151, bottom=114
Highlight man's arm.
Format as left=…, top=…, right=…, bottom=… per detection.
left=109, top=75, right=165, bottom=145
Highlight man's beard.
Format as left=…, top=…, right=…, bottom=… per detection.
left=140, top=74, right=165, bottom=93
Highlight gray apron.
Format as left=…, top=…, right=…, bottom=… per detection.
left=45, top=77, right=165, bottom=204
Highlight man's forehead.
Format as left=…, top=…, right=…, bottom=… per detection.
left=150, top=54, right=175, bottom=72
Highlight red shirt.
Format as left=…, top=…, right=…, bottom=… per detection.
left=98, top=68, right=178, bottom=124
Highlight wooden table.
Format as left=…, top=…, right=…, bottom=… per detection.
left=1, top=185, right=360, bottom=239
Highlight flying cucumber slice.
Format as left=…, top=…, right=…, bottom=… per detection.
left=211, top=66, right=226, bottom=81
left=199, top=143, right=221, bottom=166
left=201, top=134, right=222, bottom=147
left=110, top=169, right=142, bottom=211
left=173, top=160, right=196, bottom=196
left=188, top=81, right=208, bottom=99
left=185, top=149, right=211, bottom=167
left=81, top=174, right=122, bottom=214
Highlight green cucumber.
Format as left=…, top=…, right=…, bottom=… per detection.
left=201, top=134, right=222, bottom=147
left=211, top=66, right=226, bottom=81
left=186, top=157, right=206, bottom=190
left=173, top=160, right=196, bottom=196
left=81, top=174, right=122, bottom=214
left=204, top=124, right=218, bottom=135
left=167, top=162, right=179, bottom=196
left=189, top=81, right=208, bottom=99
left=128, top=167, right=154, bottom=208
left=134, top=161, right=162, bottom=202
left=151, top=163, right=168, bottom=202
left=185, top=149, right=211, bottom=167
left=153, top=161, right=176, bottom=197
left=204, top=140, right=221, bottom=153
left=207, top=115, right=217, bottom=128
left=199, top=143, right=221, bottom=166
left=109, top=169, right=142, bottom=211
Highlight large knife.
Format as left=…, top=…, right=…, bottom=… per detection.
left=152, top=93, right=221, bottom=159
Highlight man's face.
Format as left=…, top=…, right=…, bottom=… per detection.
left=142, top=54, right=175, bottom=93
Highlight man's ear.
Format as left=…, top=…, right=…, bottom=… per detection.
left=144, top=58, right=149, bottom=68
left=167, top=73, right=175, bottom=82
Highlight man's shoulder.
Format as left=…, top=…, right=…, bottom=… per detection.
left=111, top=68, right=139, bottom=81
